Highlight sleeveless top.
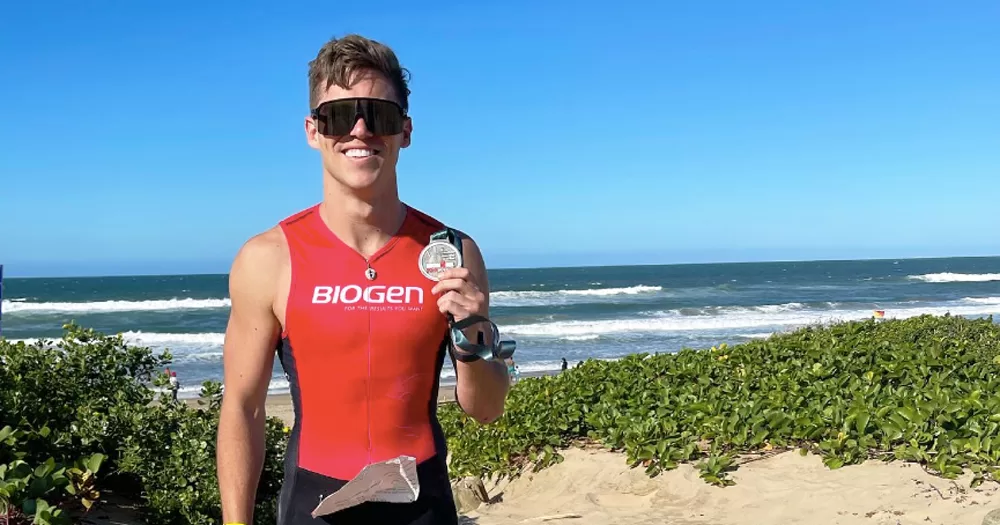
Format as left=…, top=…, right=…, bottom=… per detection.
left=274, top=203, right=458, bottom=525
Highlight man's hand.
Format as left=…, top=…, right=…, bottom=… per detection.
left=430, top=235, right=509, bottom=424
left=432, top=267, right=489, bottom=344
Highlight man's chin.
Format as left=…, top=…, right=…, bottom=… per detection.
left=327, top=169, right=388, bottom=192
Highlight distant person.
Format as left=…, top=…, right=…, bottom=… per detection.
left=215, top=34, right=511, bottom=525
left=168, top=371, right=179, bottom=402
left=561, top=357, right=568, bottom=371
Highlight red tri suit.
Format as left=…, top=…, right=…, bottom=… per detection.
left=275, top=203, right=459, bottom=524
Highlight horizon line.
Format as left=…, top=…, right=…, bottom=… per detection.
left=2, top=252, right=998, bottom=280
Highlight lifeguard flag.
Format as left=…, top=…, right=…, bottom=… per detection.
left=873, top=310, right=885, bottom=318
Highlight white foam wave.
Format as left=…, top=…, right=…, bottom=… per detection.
left=501, top=299, right=1000, bottom=338
left=963, top=296, right=1000, bottom=304
left=492, top=285, right=662, bottom=307
left=10, top=332, right=225, bottom=349
left=562, top=334, right=599, bottom=341
left=909, top=273, right=1000, bottom=283
left=439, top=359, right=566, bottom=380
left=737, top=332, right=776, bottom=339
left=120, top=331, right=226, bottom=346
left=2, top=298, right=231, bottom=314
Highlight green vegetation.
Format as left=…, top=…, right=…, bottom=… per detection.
left=3, top=314, right=999, bottom=523
left=0, top=324, right=288, bottom=525
left=440, top=314, right=1000, bottom=488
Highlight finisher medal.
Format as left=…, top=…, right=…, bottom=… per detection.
left=419, top=238, right=463, bottom=281
left=419, top=229, right=464, bottom=281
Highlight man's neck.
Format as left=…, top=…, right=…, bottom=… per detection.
left=318, top=182, right=406, bottom=259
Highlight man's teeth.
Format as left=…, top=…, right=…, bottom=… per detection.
left=345, top=149, right=375, bottom=158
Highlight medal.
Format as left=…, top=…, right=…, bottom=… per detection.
left=419, top=238, right=463, bottom=281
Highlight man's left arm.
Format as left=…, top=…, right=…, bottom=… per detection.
left=432, top=234, right=510, bottom=424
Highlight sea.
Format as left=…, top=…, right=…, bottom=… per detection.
left=3, top=256, right=1000, bottom=399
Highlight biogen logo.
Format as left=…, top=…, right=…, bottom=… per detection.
left=312, top=285, right=424, bottom=305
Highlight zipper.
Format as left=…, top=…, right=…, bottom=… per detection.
left=366, top=260, right=374, bottom=466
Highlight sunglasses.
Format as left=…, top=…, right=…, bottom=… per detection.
left=310, top=97, right=407, bottom=136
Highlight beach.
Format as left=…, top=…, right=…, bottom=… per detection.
left=249, top=377, right=1000, bottom=525
left=461, top=446, right=1000, bottom=525
left=7, top=259, right=1000, bottom=525
left=254, top=394, right=1000, bottom=524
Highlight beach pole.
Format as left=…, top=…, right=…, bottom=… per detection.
left=0, top=264, right=4, bottom=338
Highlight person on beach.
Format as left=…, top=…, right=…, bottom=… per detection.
left=168, top=371, right=179, bottom=402
left=216, top=34, right=510, bottom=525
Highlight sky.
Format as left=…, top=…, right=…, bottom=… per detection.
left=1, top=0, right=998, bottom=278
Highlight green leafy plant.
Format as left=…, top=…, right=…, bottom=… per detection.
left=0, top=323, right=289, bottom=525
left=0, top=425, right=105, bottom=525
left=440, top=314, right=1000, bottom=488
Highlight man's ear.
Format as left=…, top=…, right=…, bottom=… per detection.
left=305, top=116, right=321, bottom=150
left=401, top=117, right=413, bottom=148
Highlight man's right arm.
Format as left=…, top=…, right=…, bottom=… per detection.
left=217, top=230, right=285, bottom=525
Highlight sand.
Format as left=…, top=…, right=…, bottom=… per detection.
left=462, top=447, right=1000, bottom=525
left=254, top=393, right=1000, bottom=525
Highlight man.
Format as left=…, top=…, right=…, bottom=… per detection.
left=216, top=34, right=510, bottom=524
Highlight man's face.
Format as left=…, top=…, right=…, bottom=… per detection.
left=305, top=71, right=412, bottom=195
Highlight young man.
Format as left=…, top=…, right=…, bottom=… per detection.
left=216, top=34, right=510, bottom=524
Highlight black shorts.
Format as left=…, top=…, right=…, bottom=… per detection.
left=276, top=453, right=459, bottom=525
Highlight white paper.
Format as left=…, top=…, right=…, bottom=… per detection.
left=311, top=455, right=420, bottom=517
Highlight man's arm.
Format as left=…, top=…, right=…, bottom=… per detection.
left=217, top=230, right=284, bottom=524
left=433, top=235, right=510, bottom=424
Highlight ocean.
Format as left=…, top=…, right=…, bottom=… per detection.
left=3, top=256, right=1000, bottom=398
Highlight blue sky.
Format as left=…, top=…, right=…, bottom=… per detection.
left=1, top=1, right=998, bottom=277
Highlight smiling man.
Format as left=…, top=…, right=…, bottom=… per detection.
left=216, top=34, right=511, bottom=524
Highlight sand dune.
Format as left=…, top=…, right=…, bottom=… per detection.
left=461, top=447, right=1000, bottom=525
left=218, top=393, right=1000, bottom=525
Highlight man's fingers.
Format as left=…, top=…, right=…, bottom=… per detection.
left=437, top=267, right=471, bottom=282
left=438, top=291, right=475, bottom=317
left=432, top=277, right=476, bottom=296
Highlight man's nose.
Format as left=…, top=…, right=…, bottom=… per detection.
left=350, top=115, right=373, bottom=138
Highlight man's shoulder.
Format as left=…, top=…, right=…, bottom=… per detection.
left=230, top=226, right=289, bottom=286
left=240, top=226, right=288, bottom=263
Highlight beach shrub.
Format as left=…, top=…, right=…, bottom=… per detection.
left=114, top=381, right=288, bottom=525
left=0, top=326, right=167, bottom=467
left=0, top=323, right=289, bottom=525
left=0, top=425, right=105, bottom=525
left=439, top=314, right=1000, bottom=487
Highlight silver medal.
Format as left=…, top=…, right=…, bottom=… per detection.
left=418, top=240, right=462, bottom=281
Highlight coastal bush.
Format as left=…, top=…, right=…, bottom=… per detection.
left=0, top=324, right=288, bottom=525
left=439, top=314, right=1000, bottom=487
left=114, top=381, right=288, bottom=525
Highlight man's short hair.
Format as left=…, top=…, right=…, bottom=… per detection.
left=307, top=34, right=411, bottom=112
